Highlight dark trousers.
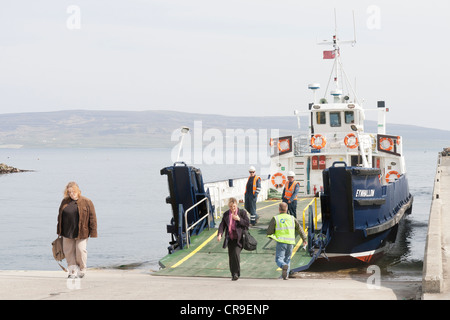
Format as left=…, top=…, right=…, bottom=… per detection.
left=227, top=239, right=242, bottom=277
left=282, top=198, right=297, bottom=218
left=245, top=194, right=258, bottom=224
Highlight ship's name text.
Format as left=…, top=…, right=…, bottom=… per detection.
left=356, top=189, right=375, bottom=197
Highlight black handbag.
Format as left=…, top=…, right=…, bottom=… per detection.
left=243, top=229, right=257, bottom=251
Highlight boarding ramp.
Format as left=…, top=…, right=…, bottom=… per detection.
left=156, top=199, right=320, bottom=279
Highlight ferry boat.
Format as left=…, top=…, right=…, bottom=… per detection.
left=157, top=20, right=413, bottom=276
left=268, top=26, right=413, bottom=267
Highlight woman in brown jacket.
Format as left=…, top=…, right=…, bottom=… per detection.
left=57, top=182, right=97, bottom=278
left=217, top=197, right=250, bottom=281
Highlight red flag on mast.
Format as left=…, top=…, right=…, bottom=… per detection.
left=323, top=50, right=335, bottom=59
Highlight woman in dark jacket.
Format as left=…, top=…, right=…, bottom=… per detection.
left=217, top=197, right=250, bottom=280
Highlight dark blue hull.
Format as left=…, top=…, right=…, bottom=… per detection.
left=317, top=223, right=401, bottom=263
left=315, top=162, right=413, bottom=264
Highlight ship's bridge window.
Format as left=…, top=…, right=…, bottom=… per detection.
left=330, top=111, right=341, bottom=127
left=345, top=111, right=355, bottom=124
left=316, top=111, right=326, bottom=124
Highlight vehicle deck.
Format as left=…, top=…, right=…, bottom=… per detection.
left=155, top=198, right=321, bottom=279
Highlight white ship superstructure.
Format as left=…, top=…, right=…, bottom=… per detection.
left=269, top=19, right=406, bottom=197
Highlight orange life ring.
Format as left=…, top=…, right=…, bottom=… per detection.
left=379, top=137, right=394, bottom=151
left=311, top=134, right=326, bottom=150
left=278, top=138, right=291, bottom=153
left=344, top=133, right=359, bottom=149
left=271, top=172, right=287, bottom=189
left=385, top=170, right=400, bottom=183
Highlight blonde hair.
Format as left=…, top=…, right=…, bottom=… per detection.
left=228, top=197, right=238, bottom=206
left=64, top=181, right=81, bottom=199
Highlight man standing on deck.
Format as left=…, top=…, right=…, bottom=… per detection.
left=282, top=171, right=300, bottom=218
left=267, top=202, right=307, bottom=280
left=245, top=166, right=261, bottom=226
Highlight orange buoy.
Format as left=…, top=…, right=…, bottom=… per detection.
left=386, top=170, right=400, bottom=183
left=344, top=133, right=359, bottom=149
left=271, top=172, right=287, bottom=189
left=311, top=134, right=326, bottom=150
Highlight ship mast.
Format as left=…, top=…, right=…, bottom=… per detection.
left=318, top=10, right=358, bottom=104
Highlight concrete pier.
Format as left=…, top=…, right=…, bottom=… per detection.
left=422, top=152, right=450, bottom=299
left=0, top=269, right=420, bottom=300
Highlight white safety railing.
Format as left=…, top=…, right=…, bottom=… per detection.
left=184, top=197, right=211, bottom=248
left=205, top=178, right=269, bottom=218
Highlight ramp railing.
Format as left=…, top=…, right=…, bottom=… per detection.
left=302, top=197, right=319, bottom=231
left=184, top=197, right=212, bottom=249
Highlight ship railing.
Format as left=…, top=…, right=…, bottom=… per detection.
left=302, top=197, right=319, bottom=232
left=293, top=134, right=311, bottom=156
left=292, top=132, right=378, bottom=156
left=184, top=196, right=211, bottom=249
left=205, top=178, right=269, bottom=218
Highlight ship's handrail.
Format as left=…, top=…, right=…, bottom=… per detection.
left=302, top=197, right=319, bottom=231
left=291, top=132, right=381, bottom=155
left=205, top=178, right=269, bottom=217
left=184, top=197, right=211, bottom=248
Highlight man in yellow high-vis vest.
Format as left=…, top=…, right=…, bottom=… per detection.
left=266, top=202, right=307, bottom=279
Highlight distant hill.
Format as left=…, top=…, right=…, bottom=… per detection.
left=0, top=110, right=449, bottom=148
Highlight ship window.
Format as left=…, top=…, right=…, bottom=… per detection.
left=330, top=112, right=341, bottom=127
left=316, top=112, right=326, bottom=124
left=345, top=111, right=354, bottom=124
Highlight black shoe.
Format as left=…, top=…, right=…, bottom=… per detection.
left=232, top=274, right=239, bottom=281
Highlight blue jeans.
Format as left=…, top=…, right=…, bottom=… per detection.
left=275, top=242, right=293, bottom=274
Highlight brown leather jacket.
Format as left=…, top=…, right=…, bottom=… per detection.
left=57, top=196, right=98, bottom=239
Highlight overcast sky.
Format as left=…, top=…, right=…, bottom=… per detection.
left=1, top=0, right=449, bottom=130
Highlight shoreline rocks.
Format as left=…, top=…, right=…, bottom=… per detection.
left=0, top=163, right=31, bottom=174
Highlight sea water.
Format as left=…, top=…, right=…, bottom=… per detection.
left=0, top=139, right=448, bottom=279
left=0, top=147, right=248, bottom=271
